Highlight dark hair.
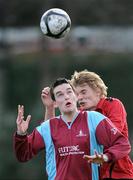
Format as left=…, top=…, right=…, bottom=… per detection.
left=50, top=78, right=73, bottom=101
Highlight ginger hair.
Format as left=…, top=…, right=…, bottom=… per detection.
left=71, top=70, right=108, bottom=97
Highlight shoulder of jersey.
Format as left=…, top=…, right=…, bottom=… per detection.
left=105, top=97, right=114, bottom=102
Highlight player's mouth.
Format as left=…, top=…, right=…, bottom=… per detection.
left=79, top=102, right=85, bottom=107
left=65, top=102, right=72, bottom=107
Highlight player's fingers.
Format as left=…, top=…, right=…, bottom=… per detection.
left=26, top=115, right=31, bottom=124
left=18, top=105, right=24, bottom=115
left=44, top=87, right=50, bottom=91
left=41, top=91, right=49, bottom=98
left=41, top=92, right=48, bottom=97
left=17, top=105, right=22, bottom=123
left=83, top=155, right=91, bottom=160
left=83, top=155, right=93, bottom=163
left=42, top=87, right=50, bottom=94
left=94, top=150, right=101, bottom=158
left=88, top=159, right=93, bottom=163
left=18, top=104, right=22, bottom=114
left=94, top=149, right=98, bottom=155
left=42, top=90, right=48, bottom=94
left=18, top=104, right=20, bottom=112
left=16, top=115, right=24, bottom=125
left=21, top=105, right=24, bottom=116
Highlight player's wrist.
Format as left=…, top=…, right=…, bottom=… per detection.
left=103, top=154, right=109, bottom=162
left=17, top=130, right=27, bottom=136
left=45, top=104, right=55, bottom=109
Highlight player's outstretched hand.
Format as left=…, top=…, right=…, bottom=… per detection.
left=16, top=105, right=31, bottom=135
left=41, top=87, right=54, bottom=108
left=83, top=150, right=108, bottom=165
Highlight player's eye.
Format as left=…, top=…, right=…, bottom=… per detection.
left=81, top=90, right=86, bottom=94
left=58, top=93, right=63, bottom=97
left=68, top=90, right=72, bottom=94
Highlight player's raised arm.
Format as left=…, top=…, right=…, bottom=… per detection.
left=14, top=105, right=45, bottom=162
left=41, top=87, right=55, bottom=120
left=16, top=105, right=31, bottom=135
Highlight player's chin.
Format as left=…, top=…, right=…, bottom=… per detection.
left=63, top=106, right=73, bottom=113
left=82, top=102, right=93, bottom=110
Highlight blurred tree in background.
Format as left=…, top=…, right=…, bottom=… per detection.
left=1, top=0, right=133, bottom=26
left=0, top=0, right=133, bottom=179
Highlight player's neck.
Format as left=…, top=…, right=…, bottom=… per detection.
left=62, top=110, right=79, bottom=122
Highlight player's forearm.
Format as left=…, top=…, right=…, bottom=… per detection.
left=13, top=129, right=44, bottom=162
left=96, top=119, right=131, bottom=162
left=13, top=133, right=30, bottom=162
left=104, top=138, right=131, bottom=162
left=44, top=106, right=55, bottom=120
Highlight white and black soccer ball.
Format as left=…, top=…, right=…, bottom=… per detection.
left=40, top=8, right=71, bottom=39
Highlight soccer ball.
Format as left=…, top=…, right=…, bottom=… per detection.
left=40, top=8, right=71, bottom=39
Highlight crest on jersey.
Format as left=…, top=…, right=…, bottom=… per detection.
left=76, top=130, right=87, bottom=137
left=111, top=127, right=117, bottom=135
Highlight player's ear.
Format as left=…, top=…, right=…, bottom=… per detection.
left=96, top=88, right=101, bottom=97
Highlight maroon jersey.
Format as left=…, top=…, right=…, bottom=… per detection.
left=13, top=111, right=131, bottom=180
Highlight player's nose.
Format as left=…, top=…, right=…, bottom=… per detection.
left=64, top=93, right=70, bottom=100
left=77, top=94, right=83, bottom=101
